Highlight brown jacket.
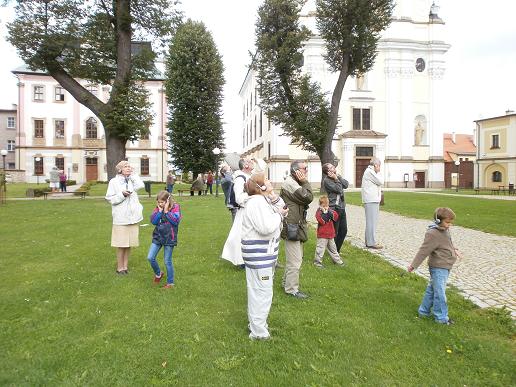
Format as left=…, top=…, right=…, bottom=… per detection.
left=411, top=226, right=457, bottom=270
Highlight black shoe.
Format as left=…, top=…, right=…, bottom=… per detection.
left=116, top=270, right=125, bottom=275
left=289, top=291, right=309, bottom=299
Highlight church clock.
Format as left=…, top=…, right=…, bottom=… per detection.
left=415, top=57, right=425, bottom=72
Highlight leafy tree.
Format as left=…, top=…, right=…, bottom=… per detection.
left=165, top=20, right=225, bottom=178
left=6, top=0, right=181, bottom=178
left=255, top=0, right=393, bottom=165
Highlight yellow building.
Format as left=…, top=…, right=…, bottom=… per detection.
left=474, top=111, right=516, bottom=189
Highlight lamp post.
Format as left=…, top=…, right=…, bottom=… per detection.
left=455, top=160, right=460, bottom=192
left=212, top=147, right=221, bottom=197
left=35, top=157, right=41, bottom=185
left=1, top=149, right=7, bottom=199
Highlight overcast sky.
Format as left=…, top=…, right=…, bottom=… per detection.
left=1, top=1, right=515, bottom=152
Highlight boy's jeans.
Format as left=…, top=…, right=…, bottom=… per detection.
left=418, top=267, right=450, bottom=323
left=147, top=243, right=174, bottom=284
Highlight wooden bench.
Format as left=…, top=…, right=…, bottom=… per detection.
left=176, top=189, right=187, bottom=196
left=42, top=191, right=87, bottom=199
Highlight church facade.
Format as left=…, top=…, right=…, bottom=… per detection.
left=239, top=0, right=450, bottom=188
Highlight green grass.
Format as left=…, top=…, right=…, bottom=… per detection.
left=3, top=183, right=51, bottom=198
left=346, top=191, right=516, bottom=237
left=87, top=181, right=193, bottom=197
left=0, top=197, right=514, bottom=385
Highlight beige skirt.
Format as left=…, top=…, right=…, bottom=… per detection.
left=111, top=224, right=140, bottom=247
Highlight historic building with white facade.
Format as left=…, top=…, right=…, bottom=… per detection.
left=12, top=65, right=169, bottom=183
left=239, top=0, right=450, bottom=188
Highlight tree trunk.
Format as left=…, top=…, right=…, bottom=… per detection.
left=323, top=55, right=350, bottom=167
left=106, top=133, right=127, bottom=180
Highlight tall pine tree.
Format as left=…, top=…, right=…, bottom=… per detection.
left=165, top=20, right=225, bottom=177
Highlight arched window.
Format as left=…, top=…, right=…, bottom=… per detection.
left=492, top=171, right=502, bottom=182
left=86, top=118, right=97, bottom=139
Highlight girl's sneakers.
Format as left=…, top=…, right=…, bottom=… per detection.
left=154, top=272, right=164, bottom=283
left=163, top=283, right=174, bottom=289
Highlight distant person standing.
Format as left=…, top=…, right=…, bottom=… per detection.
left=361, top=157, right=384, bottom=249
left=206, top=171, right=214, bottom=195
left=59, top=170, right=67, bottom=192
left=280, top=160, right=313, bottom=299
left=49, top=166, right=60, bottom=193
left=322, top=163, right=349, bottom=253
left=105, top=160, right=144, bottom=274
left=166, top=171, right=176, bottom=194
left=220, top=166, right=237, bottom=222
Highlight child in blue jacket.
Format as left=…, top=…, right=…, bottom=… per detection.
left=147, top=191, right=182, bottom=288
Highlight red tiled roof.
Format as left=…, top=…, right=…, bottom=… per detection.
left=443, top=133, right=477, bottom=162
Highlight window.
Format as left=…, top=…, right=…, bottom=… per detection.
left=7, top=140, right=15, bottom=151
left=491, top=134, right=500, bottom=149
left=8, top=162, right=15, bottom=169
left=492, top=171, right=502, bottom=182
left=55, top=120, right=65, bottom=138
left=54, top=86, right=65, bottom=102
left=55, top=157, right=64, bottom=171
left=86, top=84, right=98, bottom=96
left=34, top=119, right=44, bottom=138
left=34, top=158, right=43, bottom=175
left=140, top=158, right=149, bottom=175
left=352, top=108, right=371, bottom=130
left=85, top=118, right=97, bottom=139
left=7, top=117, right=15, bottom=129
left=356, top=147, right=374, bottom=157
left=33, top=85, right=44, bottom=101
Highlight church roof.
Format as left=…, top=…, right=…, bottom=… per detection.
left=443, top=133, right=476, bottom=162
left=340, top=130, right=387, bottom=138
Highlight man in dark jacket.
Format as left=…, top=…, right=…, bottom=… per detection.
left=280, top=160, right=314, bottom=299
left=322, top=163, right=349, bottom=252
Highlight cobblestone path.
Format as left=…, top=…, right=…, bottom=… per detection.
left=308, top=203, right=516, bottom=317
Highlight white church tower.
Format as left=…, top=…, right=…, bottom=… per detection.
left=239, top=0, right=450, bottom=188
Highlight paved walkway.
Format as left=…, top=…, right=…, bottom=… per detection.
left=308, top=202, right=516, bottom=318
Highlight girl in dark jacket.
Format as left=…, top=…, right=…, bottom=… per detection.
left=146, top=191, right=182, bottom=288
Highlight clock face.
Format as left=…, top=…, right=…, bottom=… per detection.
left=415, top=58, right=425, bottom=72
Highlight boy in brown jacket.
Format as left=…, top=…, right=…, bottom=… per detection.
left=408, top=207, right=462, bottom=325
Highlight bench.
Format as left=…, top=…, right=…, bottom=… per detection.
left=42, top=191, right=87, bottom=199
left=176, top=189, right=206, bottom=196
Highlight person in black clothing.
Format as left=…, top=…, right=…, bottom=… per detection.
left=322, top=163, right=349, bottom=253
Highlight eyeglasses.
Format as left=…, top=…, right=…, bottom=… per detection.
left=299, top=166, right=308, bottom=171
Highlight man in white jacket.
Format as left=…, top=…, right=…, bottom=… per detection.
left=361, top=157, right=384, bottom=249
left=221, top=158, right=255, bottom=266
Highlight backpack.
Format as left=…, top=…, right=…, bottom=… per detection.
left=228, top=174, right=247, bottom=208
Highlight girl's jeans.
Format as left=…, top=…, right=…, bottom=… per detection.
left=147, top=243, right=174, bottom=284
left=418, top=267, right=450, bottom=323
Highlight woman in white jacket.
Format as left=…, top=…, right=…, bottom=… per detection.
left=105, top=160, right=144, bottom=274
left=241, top=172, right=288, bottom=340
left=361, top=157, right=384, bottom=249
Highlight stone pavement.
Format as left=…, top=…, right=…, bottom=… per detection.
left=308, top=202, right=516, bottom=318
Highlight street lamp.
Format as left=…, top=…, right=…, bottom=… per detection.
left=35, top=157, right=41, bottom=185
left=212, top=147, right=221, bottom=197
left=455, top=160, right=460, bottom=192
left=1, top=149, right=7, bottom=200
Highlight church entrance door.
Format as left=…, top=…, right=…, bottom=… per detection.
left=414, top=171, right=426, bottom=188
left=85, top=157, right=98, bottom=181
left=355, top=159, right=370, bottom=188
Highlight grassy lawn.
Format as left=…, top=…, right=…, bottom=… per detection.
left=345, top=191, right=516, bottom=237
left=3, top=182, right=51, bottom=198
left=0, top=196, right=514, bottom=385
left=87, top=181, right=193, bottom=197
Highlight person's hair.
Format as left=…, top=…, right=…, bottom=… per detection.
left=319, top=195, right=329, bottom=206
left=290, top=160, right=305, bottom=174
left=434, top=207, right=455, bottom=223
left=369, top=157, right=381, bottom=166
left=322, top=163, right=335, bottom=175
left=156, top=190, right=170, bottom=202
left=219, top=167, right=226, bottom=177
left=115, top=160, right=130, bottom=174
left=246, top=172, right=266, bottom=196
left=238, top=159, right=245, bottom=170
